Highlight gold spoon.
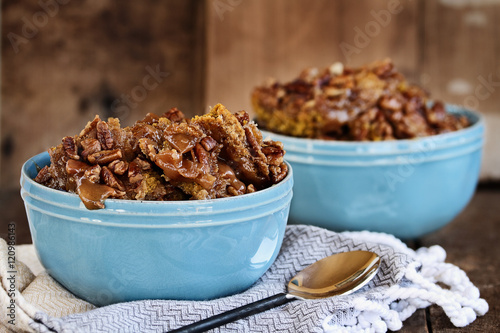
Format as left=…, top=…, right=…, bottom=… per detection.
left=169, top=250, right=380, bottom=333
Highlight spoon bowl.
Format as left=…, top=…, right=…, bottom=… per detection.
left=170, top=250, right=380, bottom=332
left=288, top=251, right=380, bottom=299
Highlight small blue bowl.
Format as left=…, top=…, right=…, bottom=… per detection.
left=262, top=105, right=483, bottom=239
left=20, top=153, right=293, bottom=306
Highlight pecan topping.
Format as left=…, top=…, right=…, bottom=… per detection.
left=164, top=107, right=185, bottom=122
left=87, top=149, right=122, bottom=165
left=262, top=145, right=285, bottom=166
left=97, top=121, right=114, bottom=149
left=34, top=103, right=288, bottom=209
left=108, top=160, right=129, bottom=175
left=200, top=136, right=217, bottom=152
left=101, top=166, right=125, bottom=191
left=270, top=163, right=288, bottom=183
left=80, top=138, right=101, bottom=160
left=128, top=157, right=150, bottom=184
left=252, top=59, right=470, bottom=140
left=235, top=110, right=250, bottom=125
left=245, top=127, right=262, bottom=157
left=62, top=136, right=80, bottom=160
left=34, top=165, right=52, bottom=184
left=194, top=143, right=209, bottom=169
left=246, top=184, right=256, bottom=193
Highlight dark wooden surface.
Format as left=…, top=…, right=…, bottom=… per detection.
left=1, top=185, right=498, bottom=332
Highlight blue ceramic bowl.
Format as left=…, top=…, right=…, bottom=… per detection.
left=262, top=105, right=483, bottom=239
left=20, top=153, right=293, bottom=306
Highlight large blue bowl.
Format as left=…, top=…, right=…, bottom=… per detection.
left=262, top=105, right=483, bottom=239
left=20, top=153, right=293, bottom=306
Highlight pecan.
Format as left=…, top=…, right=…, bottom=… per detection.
left=62, top=136, right=80, bottom=160
left=135, top=157, right=152, bottom=171
left=101, top=166, right=125, bottom=191
left=164, top=107, right=185, bottom=122
left=227, top=185, right=239, bottom=196
left=80, top=138, right=101, bottom=160
left=108, top=160, right=129, bottom=175
left=234, top=111, right=250, bottom=125
left=194, top=143, right=209, bottom=167
left=200, top=136, right=217, bottom=151
left=270, top=162, right=288, bottom=183
left=372, top=59, right=393, bottom=77
left=128, top=159, right=143, bottom=184
left=78, top=115, right=100, bottom=138
left=244, top=127, right=262, bottom=157
left=379, top=95, right=403, bottom=112
left=85, top=164, right=101, bottom=183
left=34, top=165, right=52, bottom=184
left=97, top=121, right=114, bottom=149
left=87, top=149, right=122, bottom=165
left=284, top=79, right=312, bottom=95
left=261, top=145, right=284, bottom=166
left=246, top=184, right=256, bottom=193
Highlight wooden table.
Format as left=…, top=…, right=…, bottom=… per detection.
left=1, top=186, right=499, bottom=332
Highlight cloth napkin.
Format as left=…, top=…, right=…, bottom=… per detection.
left=0, top=225, right=488, bottom=333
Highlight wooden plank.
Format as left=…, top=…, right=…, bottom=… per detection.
left=205, top=0, right=343, bottom=114
left=419, top=190, right=500, bottom=332
left=419, top=0, right=500, bottom=180
left=1, top=0, right=205, bottom=189
left=398, top=309, right=429, bottom=333
left=335, top=0, right=419, bottom=80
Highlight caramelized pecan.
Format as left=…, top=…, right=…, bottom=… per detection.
left=34, top=165, right=52, bottom=184
left=200, top=136, right=217, bottom=151
left=246, top=184, right=256, bottom=193
left=244, top=127, right=262, bottom=157
left=108, top=160, right=129, bottom=175
left=164, top=107, right=185, bottom=122
left=194, top=143, right=209, bottom=169
left=87, top=149, right=122, bottom=165
left=97, top=121, right=114, bottom=149
left=235, top=110, right=250, bottom=125
left=270, top=162, right=288, bottom=183
left=128, top=158, right=148, bottom=183
left=80, top=138, right=101, bottom=160
left=101, top=166, right=125, bottom=191
left=62, top=136, right=80, bottom=160
left=261, top=144, right=285, bottom=166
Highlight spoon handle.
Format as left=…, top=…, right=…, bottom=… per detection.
left=168, top=293, right=296, bottom=333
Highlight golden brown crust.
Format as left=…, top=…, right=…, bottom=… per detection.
left=252, top=59, right=470, bottom=141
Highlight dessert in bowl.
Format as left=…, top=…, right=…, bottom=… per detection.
left=252, top=59, right=483, bottom=239
left=21, top=104, right=293, bottom=306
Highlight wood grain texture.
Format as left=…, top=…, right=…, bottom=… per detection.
left=206, top=0, right=342, bottom=113
left=1, top=0, right=205, bottom=189
left=205, top=0, right=419, bottom=113
left=419, top=189, right=500, bottom=332
left=419, top=0, right=500, bottom=180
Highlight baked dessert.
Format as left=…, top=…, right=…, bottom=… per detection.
left=252, top=59, right=470, bottom=141
left=34, top=104, right=288, bottom=209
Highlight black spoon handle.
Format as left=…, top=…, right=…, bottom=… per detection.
left=168, top=293, right=296, bottom=333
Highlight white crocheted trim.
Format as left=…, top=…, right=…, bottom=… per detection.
left=322, top=242, right=488, bottom=333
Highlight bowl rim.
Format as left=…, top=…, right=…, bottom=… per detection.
left=260, top=104, right=484, bottom=153
left=21, top=153, right=293, bottom=226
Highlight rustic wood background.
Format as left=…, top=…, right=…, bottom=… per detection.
left=1, top=0, right=499, bottom=191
